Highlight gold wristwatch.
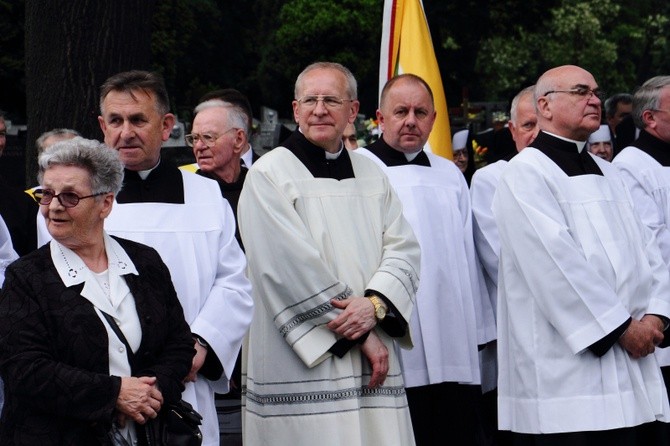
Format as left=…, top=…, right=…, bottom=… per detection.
left=368, top=295, right=387, bottom=322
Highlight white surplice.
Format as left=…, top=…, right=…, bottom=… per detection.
left=493, top=147, right=670, bottom=434
left=615, top=145, right=670, bottom=368
left=470, top=159, right=508, bottom=393
left=0, top=215, right=18, bottom=287
left=358, top=148, right=495, bottom=388
left=238, top=147, right=420, bottom=446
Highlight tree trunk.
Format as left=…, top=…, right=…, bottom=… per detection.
left=24, top=0, right=154, bottom=186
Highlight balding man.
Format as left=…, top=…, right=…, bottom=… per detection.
left=493, top=65, right=670, bottom=444
left=358, top=73, right=495, bottom=445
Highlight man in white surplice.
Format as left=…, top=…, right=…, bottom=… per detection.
left=470, top=85, right=538, bottom=442
left=613, top=75, right=670, bottom=404
left=94, top=71, right=253, bottom=446
left=357, top=73, right=495, bottom=445
left=493, top=65, right=670, bottom=444
left=238, top=62, right=420, bottom=446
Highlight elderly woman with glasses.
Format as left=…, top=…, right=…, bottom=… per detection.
left=0, top=138, right=194, bottom=445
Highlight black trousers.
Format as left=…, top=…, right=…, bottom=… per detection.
left=406, top=382, right=485, bottom=446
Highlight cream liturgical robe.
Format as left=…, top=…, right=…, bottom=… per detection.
left=614, top=132, right=670, bottom=368
left=238, top=140, right=420, bottom=446
left=358, top=146, right=495, bottom=388
left=493, top=140, right=670, bottom=434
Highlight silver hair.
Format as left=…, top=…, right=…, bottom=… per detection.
left=633, top=76, right=670, bottom=129
left=510, top=86, right=535, bottom=124
left=36, top=128, right=81, bottom=152
left=37, top=137, right=124, bottom=196
left=294, top=62, right=357, bottom=100
left=194, top=100, right=248, bottom=133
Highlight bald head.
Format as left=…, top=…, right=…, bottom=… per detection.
left=534, top=65, right=602, bottom=141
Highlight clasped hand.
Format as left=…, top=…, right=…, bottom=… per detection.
left=327, top=297, right=388, bottom=388
left=619, top=315, right=664, bottom=359
left=116, top=376, right=163, bottom=425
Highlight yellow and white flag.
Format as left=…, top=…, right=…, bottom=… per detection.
left=380, top=0, right=452, bottom=158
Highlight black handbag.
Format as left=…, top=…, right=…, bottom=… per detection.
left=101, top=311, right=203, bottom=446
left=144, top=399, right=203, bottom=446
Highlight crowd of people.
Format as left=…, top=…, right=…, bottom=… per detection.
left=0, top=62, right=668, bottom=446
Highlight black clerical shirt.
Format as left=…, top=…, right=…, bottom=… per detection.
left=366, top=136, right=431, bottom=167
left=627, top=129, right=670, bottom=166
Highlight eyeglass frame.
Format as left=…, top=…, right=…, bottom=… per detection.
left=184, top=127, right=240, bottom=148
left=33, top=188, right=109, bottom=208
left=295, top=95, right=354, bottom=109
left=542, top=86, right=605, bottom=101
left=452, top=148, right=469, bottom=159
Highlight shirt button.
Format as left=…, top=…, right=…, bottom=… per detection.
left=119, top=347, right=125, bottom=353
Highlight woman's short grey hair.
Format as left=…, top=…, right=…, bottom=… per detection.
left=37, top=137, right=124, bottom=196
left=633, top=76, right=670, bottom=129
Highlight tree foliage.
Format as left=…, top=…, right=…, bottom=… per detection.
left=473, top=0, right=670, bottom=100
left=4, top=0, right=670, bottom=137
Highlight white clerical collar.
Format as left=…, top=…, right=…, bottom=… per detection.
left=544, top=131, right=587, bottom=153
left=50, top=233, right=138, bottom=287
left=241, top=144, right=253, bottom=167
left=136, top=158, right=161, bottom=180
left=404, top=150, right=423, bottom=161
left=325, top=147, right=344, bottom=159
left=298, top=127, right=345, bottom=159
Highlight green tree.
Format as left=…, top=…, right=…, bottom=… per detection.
left=254, top=0, right=382, bottom=117
left=473, top=0, right=670, bottom=101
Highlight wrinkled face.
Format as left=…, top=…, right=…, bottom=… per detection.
left=538, top=67, right=602, bottom=141
left=292, top=68, right=359, bottom=153
left=98, top=89, right=175, bottom=171
left=0, top=117, right=6, bottom=156
left=40, top=165, right=112, bottom=250
left=342, top=123, right=358, bottom=150
left=191, top=107, right=243, bottom=176
left=452, top=148, right=468, bottom=173
left=378, top=79, right=436, bottom=153
left=643, top=86, right=670, bottom=145
left=588, top=141, right=613, bottom=161
left=509, top=94, right=539, bottom=151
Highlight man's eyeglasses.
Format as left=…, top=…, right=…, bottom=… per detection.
left=184, top=128, right=239, bottom=147
left=296, top=95, right=353, bottom=109
left=543, top=87, right=605, bottom=101
left=33, top=189, right=108, bottom=208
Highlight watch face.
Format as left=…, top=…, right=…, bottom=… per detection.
left=376, top=307, right=386, bottom=320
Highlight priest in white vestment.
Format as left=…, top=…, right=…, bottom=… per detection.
left=470, top=85, right=538, bottom=443
left=357, top=73, right=495, bottom=445
left=494, top=65, right=670, bottom=444
left=613, top=75, right=670, bottom=403
left=239, top=62, right=420, bottom=446
left=89, top=71, right=252, bottom=446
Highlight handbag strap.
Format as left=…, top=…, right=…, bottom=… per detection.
left=100, top=311, right=136, bottom=366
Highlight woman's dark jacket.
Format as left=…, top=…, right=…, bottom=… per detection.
left=0, top=236, right=194, bottom=445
